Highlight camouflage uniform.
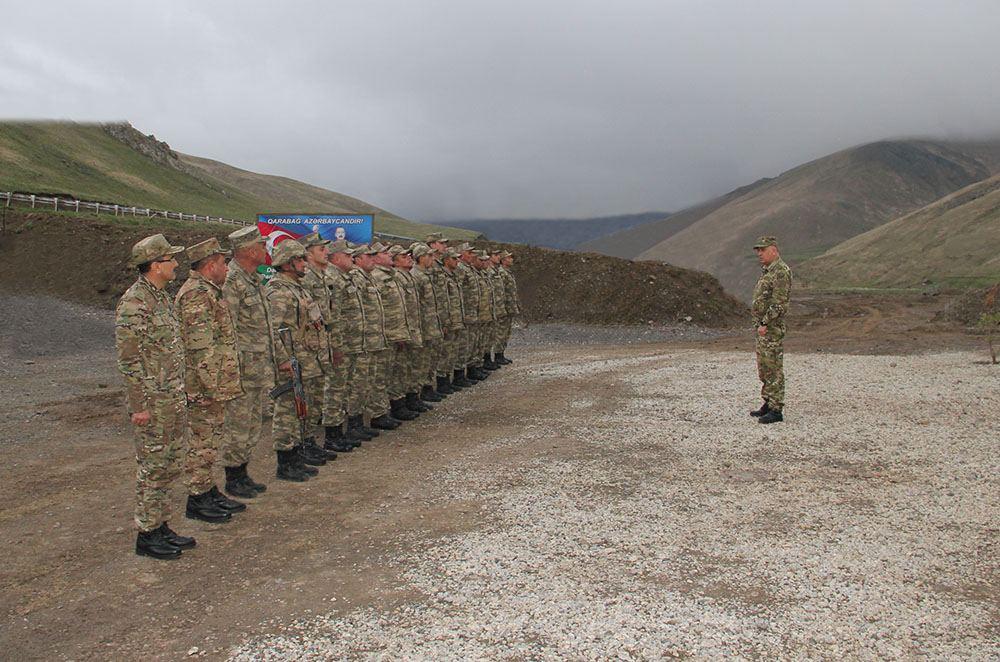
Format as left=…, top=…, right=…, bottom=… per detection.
left=498, top=262, right=520, bottom=353
left=370, top=264, right=416, bottom=402
left=266, top=268, right=325, bottom=451
left=442, top=263, right=467, bottom=372
left=302, top=258, right=344, bottom=429
left=455, top=259, right=481, bottom=368
left=326, top=255, right=364, bottom=425
left=349, top=265, right=389, bottom=418
left=484, top=261, right=505, bottom=356
left=222, top=258, right=277, bottom=469
left=751, top=255, right=792, bottom=412
left=115, top=237, right=186, bottom=533
left=473, top=260, right=496, bottom=361
left=392, top=266, right=425, bottom=394
left=410, top=260, right=445, bottom=389
left=175, top=265, right=243, bottom=495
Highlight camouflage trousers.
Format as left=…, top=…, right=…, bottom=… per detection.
left=185, top=400, right=225, bottom=495
left=322, top=354, right=349, bottom=427
left=467, top=323, right=485, bottom=366
left=272, top=376, right=321, bottom=451
left=449, top=328, right=469, bottom=372
left=756, top=328, right=785, bottom=411
left=222, top=385, right=268, bottom=468
left=421, top=338, right=443, bottom=387
left=133, top=395, right=186, bottom=533
left=345, top=352, right=370, bottom=418
left=389, top=343, right=417, bottom=398
left=496, top=317, right=513, bottom=352
left=366, top=349, right=392, bottom=418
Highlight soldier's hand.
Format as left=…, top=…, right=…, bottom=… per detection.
left=279, top=360, right=292, bottom=375
left=757, top=325, right=767, bottom=337
left=131, top=410, right=151, bottom=426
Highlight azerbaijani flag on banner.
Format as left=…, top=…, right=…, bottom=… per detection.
left=257, top=213, right=374, bottom=262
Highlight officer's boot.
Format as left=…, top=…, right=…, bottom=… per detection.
left=324, top=425, right=353, bottom=453
left=338, top=422, right=363, bottom=448
left=496, top=351, right=512, bottom=365
left=391, top=398, right=419, bottom=421
left=483, top=353, right=499, bottom=370
left=422, top=384, right=443, bottom=402
left=158, top=522, right=196, bottom=549
left=472, top=365, right=489, bottom=380
left=185, top=491, right=232, bottom=523
left=464, top=367, right=482, bottom=383
left=370, top=413, right=400, bottom=430
left=275, top=449, right=308, bottom=482
left=298, top=439, right=328, bottom=465
left=241, top=463, right=267, bottom=493
left=348, top=415, right=374, bottom=441
left=452, top=369, right=472, bottom=388
left=750, top=402, right=770, bottom=418
left=136, top=528, right=182, bottom=559
left=209, top=485, right=247, bottom=513
left=407, top=392, right=431, bottom=412
left=225, top=465, right=257, bottom=499
left=436, top=376, right=456, bottom=394
left=758, top=409, right=784, bottom=424
left=357, top=415, right=380, bottom=438
left=293, top=445, right=320, bottom=474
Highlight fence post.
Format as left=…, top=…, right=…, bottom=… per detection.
left=54, top=197, right=58, bottom=212
left=30, top=194, right=35, bottom=208
left=75, top=200, right=80, bottom=212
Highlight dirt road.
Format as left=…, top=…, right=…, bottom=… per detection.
left=1, top=293, right=996, bottom=659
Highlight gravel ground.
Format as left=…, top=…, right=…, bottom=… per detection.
left=0, top=292, right=113, bottom=362
left=230, top=349, right=999, bottom=660
left=508, top=322, right=733, bottom=346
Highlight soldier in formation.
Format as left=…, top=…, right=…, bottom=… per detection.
left=750, top=236, right=792, bottom=425
left=116, top=231, right=521, bottom=560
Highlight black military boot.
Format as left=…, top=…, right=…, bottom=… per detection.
left=496, top=352, right=512, bottom=365
left=407, top=392, right=431, bottom=412
left=298, top=440, right=328, bottom=465
left=346, top=416, right=372, bottom=442
left=471, top=366, right=489, bottom=380
left=158, top=522, right=196, bottom=549
left=750, top=402, right=770, bottom=417
left=185, top=491, right=232, bottom=523
left=225, top=465, right=257, bottom=499
left=241, top=463, right=267, bottom=493
left=357, top=415, right=381, bottom=438
left=464, top=367, right=483, bottom=383
left=391, top=398, right=419, bottom=421
left=483, top=353, right=499, bottom=370
left=293, top=446, right=320, bottom=475
left=136, top=528, right=182, bottom=559
left=758, top=409, right=784, bottom=424
left=275, top=449, right=309, bottom=482
left=370, top=414, right=399, bottom=430
left=209, top=485, right=247, bottom=513
left=436, top=376, right=456, bottom=394
left=422, top=384, right=443, bottom=402
left=453, top=369, right=473, bottom=388
left=324, top=426, right=353, bottom=453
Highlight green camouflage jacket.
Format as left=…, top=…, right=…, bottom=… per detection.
left=393, top=268, right=426, bottom=346
left=115, top=276, right=186, bottom=413
left=410, top=265, right=444, bottom=341
left=474, top=267, right=496, bottom=322
left=222, top=261, right=277, bottom=389
left=348, top=268, right=388, bottom=352
left=499, top=266, right=521, bottom=317
left=442, top=267, right=466, bottom=331
left=327, top=266, right=365, bottom=354
left=751, top=258, right=793, bottom=328
left=370, top=266, right=414, bottom=343
left=175, top=272, right=243, bottom=402
left=302, top=263, right=338, bottom=364
left=265, top=272, right=325, bottom=380
left=455, top=261, right=481, bottom=325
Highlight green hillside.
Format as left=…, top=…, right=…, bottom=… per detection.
left=799, top=175, right=1000, bottom=289
left=0, top=121, right=478, bottom=240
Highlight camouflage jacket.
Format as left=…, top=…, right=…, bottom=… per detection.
left=301, top=263, right=338, bottom=364
left=265, top=272, right=325, bottom=380
left=349, top=268, right=388, bottom=352
left=393, top=268, right=425, bottom=346
left=442, top=267, right=466, bottom=331
left=485, top=266, right=506, bottom=319
left=499, top=266, right=521, bottom=316
left=175, top=272, right=243, bottom=402
left=751, top=258, right=793, bottom=328
left=455, top=261, right=481, bottom=324
left=410, top=265, right=444, bottom=341
left=115, top=276, right=186, bottom=413
left=370, top=266, right=414, bottom=343
left=327, top=266, right=365, bottom=354
left=222, top=261, right=277, bottom=389
left=426, top=263, right=456, bottom=335
left=474, top=268, right=496, bottom=322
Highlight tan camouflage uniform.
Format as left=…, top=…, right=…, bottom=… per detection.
left=116, top=275, right=187, bottom=533
left=222, top=260, right=276, bottom=468
left=370, top=264, right=416, bottom=402
left=302, top=260, right=344, bottom=429
left=176, top=268, right=243, bottom=495
left=410, top=261, right=445, bottom=389
left=442, top=263, right=467, bottom=372
left=752, top=256, right=792, bottom=411
left=349, top=266, right=389, bottom=418
left=455, top=260, right=481, bottom=368
left=326, top=259, right=363, bottom=425
left=392, top=266, right=425, bottom=394
left=498, top=263, right=520, bottom=353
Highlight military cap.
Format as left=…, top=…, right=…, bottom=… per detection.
left=302, top=232, right=331, bottom=248
left=328, top=239, right=351, bottom=254
left=129, top=233, right=184, bottom=267
left=753, top=236, right=778, bottom=249
left=425, top=232, right=448, bottom=243
left=228, top=225, right=264, bottom=250
left=271, top=239, right=306, bottom=266
left=369, top=241, right=389, bottom=253
left=500, top=250, right=513, bottom=258
left=187, top=237, right=231, bottom=264
left=446, top=248, right=461, bottom=258
left=346, top=245, right=367, bottom=257
left=387, top=244, right=406, bottom=256
left=456, top=242, right=475, bottom=253
left=410, top=242, right=433, bottom=259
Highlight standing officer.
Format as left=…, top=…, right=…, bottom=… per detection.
left=266, top=239, right=328, bottom=480
left=370, top=244, right=420, bottom=422
left=750, top=236, right=792, bottom=424
left=441, top=248, right=472, bottom=388
left=410, top=243, right=446, bottom=402
left=496, top=250, right=520, bottom=364
left=116, top=234, right=195, bottom=559
left=221, top=226, right=275, bottom=498
left=390, top=245, right=431, bottom=413
left=176, top=238, right=245, bottom=522
left=351, top=245, right=398, bottom=430
left=456, top=243, right=485, bottom=382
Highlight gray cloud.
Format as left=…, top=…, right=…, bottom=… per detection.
left=3, top=0, right=999, bottom=219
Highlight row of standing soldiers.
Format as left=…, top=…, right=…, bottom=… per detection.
left=116, top=229, right=521, bottom=559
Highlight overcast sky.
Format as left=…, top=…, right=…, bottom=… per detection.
left=2, top=0, right=999, bottom=219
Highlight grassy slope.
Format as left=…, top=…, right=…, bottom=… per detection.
left=0, top=122, right=477, bottom=240
left=798, top=175, right=1000, bottom=289
left=634, top=140, right=1000, bottom=299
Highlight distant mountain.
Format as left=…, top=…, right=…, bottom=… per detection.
left=440, top=212, right=670, bottom=250
left=799, top=174, right=1000, bottom=289
left=598, top=139, right=1000, bottom=299
left=0, top=121, right=479, bottom=240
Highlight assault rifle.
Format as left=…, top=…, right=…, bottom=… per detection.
left=269, top=326, right=308, bottom=445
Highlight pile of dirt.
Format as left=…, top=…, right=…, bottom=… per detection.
left=0, top=212, right=747, bottom=328
left=936, top=284, right=1000, bottom=326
